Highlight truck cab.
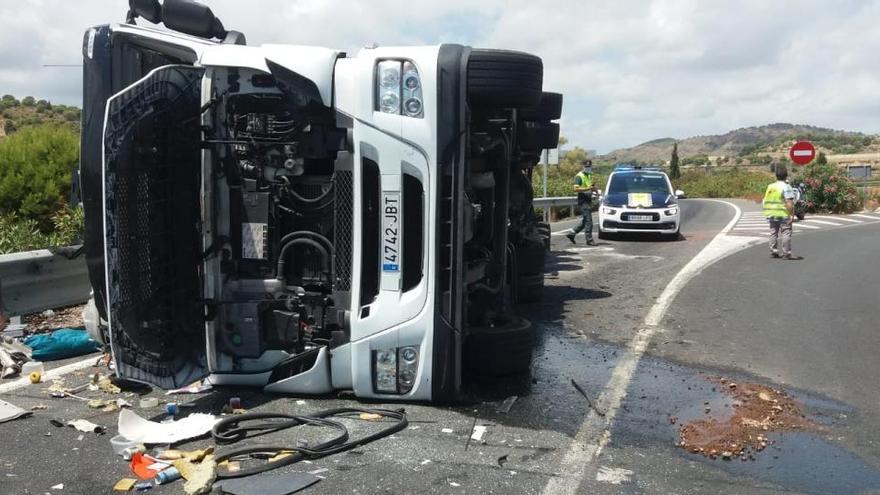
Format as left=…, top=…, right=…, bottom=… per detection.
left=80, top=0, right=562, bottom=401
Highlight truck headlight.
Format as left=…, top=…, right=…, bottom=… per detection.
left=372, top=346, right=420, bottom=394
left=375, top=60, right=423, bottom=118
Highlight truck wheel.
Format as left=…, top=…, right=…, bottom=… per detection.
left=467, top=49, right=543, bottom=109
left=518, top=92, right=563, bottom=121
left=514, top=242, right=544, bottom=303
left=465, top=314, right=534, bottom=376
left=517, top=122, right=560, bottom=150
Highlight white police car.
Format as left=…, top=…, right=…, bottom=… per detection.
left=597, top=166, right=684, bottom=239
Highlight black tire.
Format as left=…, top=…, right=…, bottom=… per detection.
left=515, top=274, right=544, bottom=304
left=465, top=314, right=534, bottom=376
left=519, top=92, right=563, bottom=121
left=518, top=121, right=560, bottom=150
left=467, top=49, right=543, bottom=109
left=515, top=241, right=546, bottom=274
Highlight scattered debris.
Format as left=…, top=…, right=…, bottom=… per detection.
left=420, top=459, right=431, bottom=466
left=441, top=428, right=453, bottom=434
left=130, top=452, right=170, bottom=479
left=470, top=425, right=487, bottom=442
left=31, top=404, right=48, bottom=410
left=570, top=378, right=605, bottom=417
left=133, top=480, right=153, bottom=491
left=229, top=397, right=242, bottom=409
left=88, top=398, right=119, bottom=412
left=678, top=377, right=812, bottom=460
left=67, top=419, right=105, bottom=434
left=113, top=478, right=137, bottom=492
left=308, top=467, right=329, bottom=475
left=668, top=415, right=677, bottom=425
left=359, top=412, right=382, bottom=421
left=496, top=395, right=518, bottom=414
left=51, top=483, right=64, bottom=490
left=166, top=403, right=179, bottom=415
left=49, top=418, right=65, bottom=427
left=23, top=328, right=100, bottom=361
left=166, top=379, right=213, bottom=395
left=138, top=397, right=159, bottom=409
left=595, top=466, right=634, bottom=485
left=497, top=454, right=508, bottom=467
left=0, top=336, right=31, bottom=378
left=0, top=398, right=32, bottom=423
left=28, top=371, right=41, bottom=383
left=449, top=481, right=461, bottom=487
left=155, top=466, right=182, bottom=484
left=94, top=374, right=122, bottom=394
left=118, top=409, right=218, bottom=445
left=182, top=454, right=216, bottom=495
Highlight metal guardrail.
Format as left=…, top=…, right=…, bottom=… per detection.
left=533, top=196, right=578, bottom=208
left=0, top=246, right=90, bottom=316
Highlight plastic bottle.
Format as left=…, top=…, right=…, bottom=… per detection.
left=154, top=467, right=181, bottom=485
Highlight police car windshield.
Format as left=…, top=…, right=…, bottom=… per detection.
left=608, top=173, right=671, bottom=195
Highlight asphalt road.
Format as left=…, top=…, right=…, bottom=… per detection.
left=2, top=199, right=877, bottom=494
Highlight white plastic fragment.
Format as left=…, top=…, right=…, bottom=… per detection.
left=470, top=425, right=487, bottom=441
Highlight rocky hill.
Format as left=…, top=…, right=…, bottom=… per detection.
left=601, top=123, right=878, bottom=166
left=0, top=95, right=80, bottom=137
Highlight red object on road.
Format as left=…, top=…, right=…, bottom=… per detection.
left=789, top=141, right=816, bottom=166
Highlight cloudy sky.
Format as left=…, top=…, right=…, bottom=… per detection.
left=1, top=0, right=878, bottom=152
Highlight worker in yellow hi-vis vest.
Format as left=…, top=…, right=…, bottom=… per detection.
left=763, top=164, right=803, bottom=260
left=567, top=159, right=598, bottom=245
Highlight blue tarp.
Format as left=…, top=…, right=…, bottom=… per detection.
left=24, top=328, right=101, bottom=361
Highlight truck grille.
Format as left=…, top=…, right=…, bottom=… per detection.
left=333, top=170, right=353, bottom=291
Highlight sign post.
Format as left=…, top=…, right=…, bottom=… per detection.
left=789, top=141, right=816, bottom=166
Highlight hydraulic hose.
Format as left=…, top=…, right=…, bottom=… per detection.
left=212, top=407, right=408, bottom=479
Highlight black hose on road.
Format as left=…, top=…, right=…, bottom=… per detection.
left=212, top=406, right=408, bottom=479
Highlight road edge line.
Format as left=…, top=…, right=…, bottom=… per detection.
left=0, top=354, right=101, bottom=394
left=542, top=199, right=761, bottom=494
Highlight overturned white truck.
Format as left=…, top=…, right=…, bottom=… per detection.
left=80, top=0, right=562, bottom=401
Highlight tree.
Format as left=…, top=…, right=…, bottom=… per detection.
left=21, top=96, right=36, bottom=106
left=669, top=142, right=680, bottom=179
left=0, top=124, right=79, bottom=227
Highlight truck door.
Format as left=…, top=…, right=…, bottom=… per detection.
left=103, top=65, right=208, bottom=389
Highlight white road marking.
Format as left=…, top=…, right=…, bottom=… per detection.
left=542, top=199, right=763, bottom=495
left=802, top=219, right=843, bottom=226
left=793, top=223, right=820, bottom=229
left=0, top=355, right=100, bottom=394
left=849, top=213, right=880, bottom=220
left=595, top=466, right=634, bottom=485
left=809, top=215, right=861, bottom=223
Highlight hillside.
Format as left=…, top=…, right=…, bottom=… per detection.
left=601, top=123, right=879, bottom=166
left=0, top=95, right=80, bottom=137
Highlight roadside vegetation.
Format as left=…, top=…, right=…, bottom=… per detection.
left=794, top=154, right=863, bottom=214
left=0, top=96, right=83, bottom=253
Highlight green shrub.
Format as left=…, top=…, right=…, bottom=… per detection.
left=674, top=168, right=772, bottom=199
left=0, top=124, right=79, bottom=227
left=795, top=162, right=861, bottom=213
left=0, top=206, right=84, bottom=254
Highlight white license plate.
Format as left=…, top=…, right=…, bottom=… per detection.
left=628, top=215, right=653, bottom=221
left=382, top=192, right=400, bottom=272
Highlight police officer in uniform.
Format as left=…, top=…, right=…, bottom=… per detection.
left=763, top=164, right=803, bottom=260
left=567, top=159, right=597, bottom=245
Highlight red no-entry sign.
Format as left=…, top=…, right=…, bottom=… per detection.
left=789, top=141, right=816, bottom=166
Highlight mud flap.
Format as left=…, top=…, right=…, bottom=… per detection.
left=103, top=65, right=208, bottom=389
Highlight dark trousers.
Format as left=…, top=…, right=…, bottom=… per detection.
left=572, top=204, right=593, bottom=238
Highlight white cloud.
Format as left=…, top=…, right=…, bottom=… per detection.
left=1, top=0, right=878, bottom=152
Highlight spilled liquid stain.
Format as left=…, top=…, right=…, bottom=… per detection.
left=678, top=377, right=812, bottom=460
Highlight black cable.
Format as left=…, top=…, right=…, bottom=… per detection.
left=212, top=407, right=408, bottom=479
